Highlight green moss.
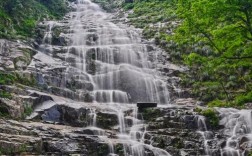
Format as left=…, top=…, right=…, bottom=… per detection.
left=153, top=136, right=166, bottom=148
left=96, top=112, right=118, bottom=129
left=90, top=144, right=109, bottom=156
left=0, top=144, right=27, bottom=154
left=171, top=137, right=183, bottom=149
left=115, top=144, right=124, bottom=156
left=142, top=108, right=161, bottom=122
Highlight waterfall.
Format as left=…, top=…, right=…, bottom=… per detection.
left=34, top=0, right=172, bottom=155
left=63, top=0, right=170, bottom=104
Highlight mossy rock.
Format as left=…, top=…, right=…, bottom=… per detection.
left=142, top=108, right=162, bottom=122
left=201, top=108, right=219, bottom=128
left=96, top=112, right=118, bottom=129
left=0, top=105, right=10, bottom=117
left=115, top=144, right=124, bottom=156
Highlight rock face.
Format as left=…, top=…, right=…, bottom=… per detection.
left=0, top=39, right=36, bottom=71
left=1, top=0, right=252, bottom=156
left=141, top=106, right=212, bottom=156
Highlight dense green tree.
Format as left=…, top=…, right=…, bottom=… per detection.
left=122, top=0, right=252, bottom=107
left=173, top=0, right=252, bottom=107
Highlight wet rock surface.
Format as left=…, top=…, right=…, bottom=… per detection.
left=1, top=0, right=252, bottom=156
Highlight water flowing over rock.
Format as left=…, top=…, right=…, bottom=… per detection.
left=30, top=0, right=173, bottom=105
left=1, top=0, right=252, bottom=156
left=23, top=0, right=180, bottom=155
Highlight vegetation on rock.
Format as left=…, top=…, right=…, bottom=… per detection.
left=142, top=108, right=162, bottom=122
left=0, top=72, right=36, bottom=100
left=195, top=107, right=219, bottom=128
left=0, top=0, right=70, bottom=38
left=93, top=0, right=122, bottom=12
left=123, top=0, right=252, bottom=108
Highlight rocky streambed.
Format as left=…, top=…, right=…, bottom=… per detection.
left=0, top=0, right=252, bottom=155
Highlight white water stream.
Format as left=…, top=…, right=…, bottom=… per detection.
left=49, top=0, right=172, bottom=155
left=64, top=0, right=170, bottom=105
left=32, top=0, right=252, bottom=155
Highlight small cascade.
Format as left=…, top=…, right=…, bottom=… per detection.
left=86, top=108, right=105, bottom=136
left=113, top=105, right=171, bottom=156
left=40, top=21, right=55, bottom=54
left=195, top=115, right=214, bottom=156
left=88, top=108, right=97, bottom=127
left=217, top=108, right=252, bottom=156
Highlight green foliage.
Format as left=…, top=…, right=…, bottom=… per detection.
left=194, top=107, right=203, bottom=113
left=0, top=90, right=12, bottom=99
left=201, top=108, right=219, bottom=128
left=92, top=0, right=121, bottom=12
left=124, top=0, right=252, bottom=108
left=249, top=151, right=252, bottom=156
left=208, top=100, right=227, bottom=107
left=235, top=91, right=252, bottom=106
left=123, top=3, right=134, bottom=10
left=0, top=0, right=69, bottom=38
left=142, top=108, right=162, bottom=121
left=0, top=72, right=36, bottom=87
left=23, top=103, right=33, bottom=118
left=172, top=0, right=252, bottom=107
left=125, top=0, right=177, bottom=29
left=15, top=73, right=37, bottom=87
left=0, top=72, right=16, bottom=85
left=37, top=0, right=69, bottom=18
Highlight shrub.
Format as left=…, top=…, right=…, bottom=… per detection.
left=201, top=108, right=219, bottom=128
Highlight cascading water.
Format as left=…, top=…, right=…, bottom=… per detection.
left=40, top=21, right=55, bottom=54
left=217, top=108, right=252, bottom=156
left=64, top=0, right=170, bottom=105
left=37, top=0, right=172, bottom=155
left=195, top=115, right=214, bottom=156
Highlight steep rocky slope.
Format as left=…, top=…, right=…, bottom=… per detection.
left=0, top=0, right=252, bottom=156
